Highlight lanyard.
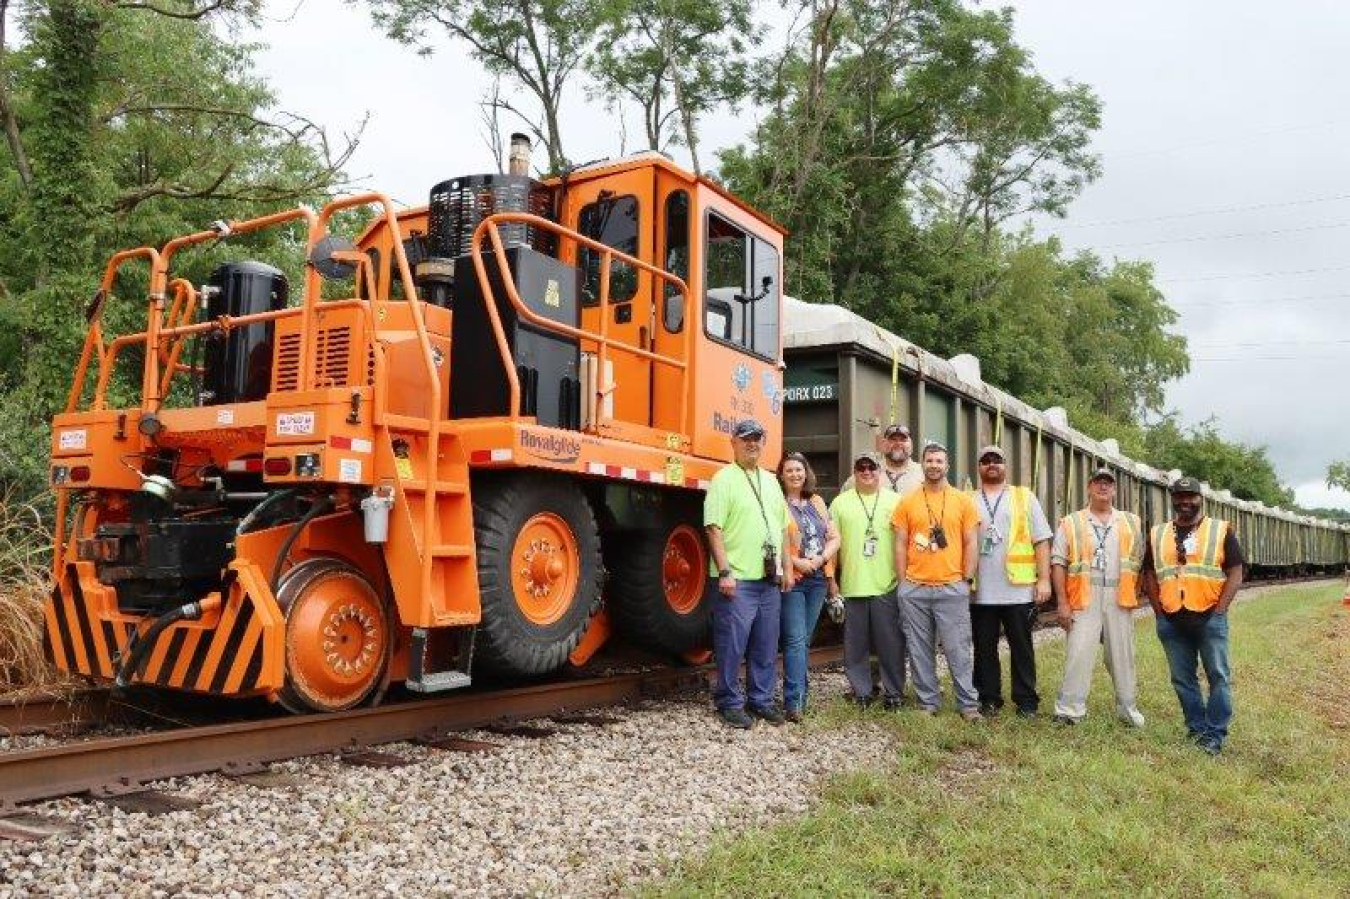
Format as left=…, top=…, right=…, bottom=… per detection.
left=884, top=467, right=904, bottom=491
left=921, top=486, right=947, bottom=530
left=741, top=466, right=774, bottom=541
left=857, top=490, right=881, bottom=535
left=980, top=487, right=1005, bottom=522
left=1090, top=515, right=1113, bottom=554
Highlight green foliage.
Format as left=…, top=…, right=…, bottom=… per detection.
left=1328, top=459, right=1350, bottom=493
left=1143, top=416, right=1294, bottom=507
left=367, top=0, right=621, bottom=173
left=0, top=0, right=355, bottom=497
left=588, top=0, right=755, bottom=172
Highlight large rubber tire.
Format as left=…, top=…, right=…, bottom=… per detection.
left=275, top=558, right=392, bottom=714
left=609, top=519, right=714, bottom=657
left=473, top=473, right=603, bottom=676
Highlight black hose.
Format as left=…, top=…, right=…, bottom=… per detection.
left=114, top=600, right=206, bottom=688
left=235, top=488, right=299, bottom=537
left=269, top=495, right=334, bottom=594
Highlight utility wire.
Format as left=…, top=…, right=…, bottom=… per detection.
left=1090, top=220, right=1350, bottom=251
left=1190, top=356, right=1342, bottom=362
left=1172, top=292, right=1350, bottom=308
left=1158, top=263, right=1350, bottom=282
left=1192, top=338, right=1350, bottom=348
left=1055, top=191, right=1350, bottom=230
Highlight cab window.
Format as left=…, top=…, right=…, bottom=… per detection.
left=578, top=195, right=639, bottom=307
left=704, top=211, right=779, bottom=359
left=662, top=190, right=690, bottom=332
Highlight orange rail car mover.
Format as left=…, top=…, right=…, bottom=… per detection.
left=44, top=139, right=788, bottom=711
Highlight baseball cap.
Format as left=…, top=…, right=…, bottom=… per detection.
left=1169, top=475, right=1203, bottom=495
left=882, top=423, right=911, bottom=439
left=732, top=418, right=765, bottom=439
left=1089, top=467, right=1116, bottom=483
left=977, top=445, right=1006, bottom=462
left=853, top=451, right=881, bottom=470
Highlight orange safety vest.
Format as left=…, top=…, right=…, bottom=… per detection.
left=1150, top=518, right=1230, bottom=613
left=1060, top=509, right=1143, bottom=610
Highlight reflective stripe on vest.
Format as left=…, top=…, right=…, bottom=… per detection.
left=1150, top=518, right=1228, bottom=613
left=1062, top=509, right=1143, bottom=610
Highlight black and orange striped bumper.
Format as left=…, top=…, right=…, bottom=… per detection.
left=44, top=562, right=284, bottom=696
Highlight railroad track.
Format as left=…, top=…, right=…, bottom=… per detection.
left=0, top=647, right=843, bottom=817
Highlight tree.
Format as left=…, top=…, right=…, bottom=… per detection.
left=0, top=0, right=358, bottom=495
left=588, top=0, right=753, bottom=173
left=366, top=0, right=618, bottom=173
left=1328, top=459, right=1350, bottom=492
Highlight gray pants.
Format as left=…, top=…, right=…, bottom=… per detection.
left=899, top=581, right=979, bottom=712
left=843, top=594, right=906, bottom=701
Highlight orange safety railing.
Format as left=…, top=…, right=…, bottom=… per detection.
left=469, top=212, right=694, bottom=441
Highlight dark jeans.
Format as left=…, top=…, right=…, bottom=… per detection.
left=712, top=578, right=782, bottom=711
left=971, top=602, right=1039, bottom=712
left=1156, top=611, right=1233, bottom=746
left=781, top=573, right=827, bottom=711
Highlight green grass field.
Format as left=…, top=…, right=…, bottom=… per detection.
left=651, top=582, right=1350, bottom=897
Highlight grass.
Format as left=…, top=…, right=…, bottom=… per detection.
left=0, top=490, right=69, bottom=695
left=648, top=582, right=1350, bottom=897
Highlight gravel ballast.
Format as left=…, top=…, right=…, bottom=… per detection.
left=0, top=669, right=894, bottom=896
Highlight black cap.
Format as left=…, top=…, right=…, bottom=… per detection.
left=882, top=423, right=910, bottom=439
left=732, top=418, right=766, bottom=439
left=1089, top=467, right=1116, bottom=483
left=1170, top=475, right=1203, bottom=495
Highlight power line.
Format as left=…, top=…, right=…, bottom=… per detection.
left=1192, top=338, right=1350, bottom=348
left=1190, top=355, right=1342, bottom=362
left=1172, top=292, right=1350, bottom=308
left=1092, top=220, right=1350, bottom=251
left=1158, top=263, right=1350, bottom=282
left=1055, top=191, right=1350, bottom=230
left=1106, top=117, right=1350, bottom=161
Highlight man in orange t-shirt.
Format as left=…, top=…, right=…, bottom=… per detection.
left=891, top=442, right=983, bottom=720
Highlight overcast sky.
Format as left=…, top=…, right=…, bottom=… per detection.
left=251, top=0, right=1349, bottom=510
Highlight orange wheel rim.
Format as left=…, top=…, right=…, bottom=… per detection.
left=512, top=512, right=580, bottom=626
left=287, top=571, right=386, bottom=709
left=663, top=525, right=706, bottom=614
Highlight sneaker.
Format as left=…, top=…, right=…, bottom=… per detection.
left=979, top=702, right=1000, bottom=717
left=1051, top=714, right=1079, bottom=726
left=1119, top=708, right=1146, bottom=728
left=718, top=707, right=753, bottom=729
left=1198, top=738, right=1222, bottom=756
left=747, top=704, right=786, bottom=725
left=784, top=707, right=803, bottom=724
left=960, top=708, right=984, bottom=723
left=882, top=697, right=905, bottom=712
left=851, top=694, right=875, bottom=710
left=1015, top=707, right=1039, bottom=719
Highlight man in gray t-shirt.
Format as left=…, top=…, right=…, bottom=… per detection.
left=970, top=445, right=1053, bottom=716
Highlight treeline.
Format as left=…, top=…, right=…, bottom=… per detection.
left=0, top=0, right=1302, bottom=509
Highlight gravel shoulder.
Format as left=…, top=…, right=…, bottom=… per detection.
left=0, top=670, right=893, bottom=897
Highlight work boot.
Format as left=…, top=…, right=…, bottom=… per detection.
left=960, top=708, right=984, bottom=723
left=747, top=704, right=786, bottom=725
left=718, top=707, right=753, bottom=729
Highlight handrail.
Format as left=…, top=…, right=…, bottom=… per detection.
left=468, top=212, right=693, bottom=440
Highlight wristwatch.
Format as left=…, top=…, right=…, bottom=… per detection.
left=718, top=568, right=732, bottom=579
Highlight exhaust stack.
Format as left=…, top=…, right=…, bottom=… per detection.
left=508, top=133, right=532, bottom=177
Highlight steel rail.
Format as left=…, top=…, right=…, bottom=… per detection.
left=0, top=647, right=842, bottom=810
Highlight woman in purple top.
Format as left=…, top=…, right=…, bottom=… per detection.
left=778, top=453, right=841, bottom=721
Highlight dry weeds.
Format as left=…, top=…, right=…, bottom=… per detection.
left=0, top=491, right=69, bottom=694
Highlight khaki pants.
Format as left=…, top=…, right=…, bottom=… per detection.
left=1054, top=591, right=1144, bottom=725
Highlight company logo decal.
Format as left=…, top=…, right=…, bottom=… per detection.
left=733, top=364, right=751, bottom=392
left=519, top=430, right=582, bottom=463
left=761, top=370, right=777, bottom=398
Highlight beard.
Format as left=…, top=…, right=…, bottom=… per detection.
left=886, top=448, right=908, bottom=464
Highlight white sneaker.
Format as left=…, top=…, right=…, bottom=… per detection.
left=1119, top=707, right=1145, bottom=728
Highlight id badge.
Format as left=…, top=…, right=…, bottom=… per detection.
left=863, top=533, right=878, bottom=558
left=1092, top=547, right=1107, bottom=571
left=1182, top=534, right=1198, bottom=555
left=980, top=534, right=994, bottom=556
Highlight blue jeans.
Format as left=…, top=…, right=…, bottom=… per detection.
left=1156, top=611, right=1233, bottom=745
left=712, top=579, right=782, bottom=711
left=781, top=574, right=827, bottom=711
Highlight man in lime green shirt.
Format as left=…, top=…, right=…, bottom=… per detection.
left=829, top=452, right=906, bottom=708
left=704, top=418, right=791, bottom=729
